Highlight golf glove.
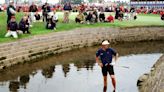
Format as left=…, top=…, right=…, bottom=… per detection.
left=110, top=62, right=116, bottom=66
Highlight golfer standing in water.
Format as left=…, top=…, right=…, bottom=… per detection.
left=96, top=40, right=118, bottom=92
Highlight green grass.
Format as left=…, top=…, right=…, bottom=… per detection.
left=0, top=12, right=164, bottom=43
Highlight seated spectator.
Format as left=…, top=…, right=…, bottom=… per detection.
left=24, top=13, right=33, bottom=27
left=17, top=6, right=22, bottom=12
left=133, top=12, right=137, bottom=20
left=19, top=16, right=30, bottom=34
left=75, top=11, right=85, bottom=24
left=99, top=12, right=105, bottom=22
left=86, top=12, right=94, bottom=24
left=124, top=12, right=130, bottom=20
left=46, top=12, right=57, bottom=30
left=106, top=15, right=114, bottom=23
left=0, top=5, right=2, bottom=12
left=93, top=8, right=98, bottom=23
left=83, top=10, right=88, bottom=19
left=5, top=16, right=18, bottom=38
left=161, top=14, right=164, bottom=20
left=83, top=10, right=88, bottom=16
left=35, top=12, right=41, bottom=21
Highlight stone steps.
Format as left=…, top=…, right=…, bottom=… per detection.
left=0, top=27, right=164, bottom=69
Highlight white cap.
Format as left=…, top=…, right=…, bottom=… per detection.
left=48, top=12, right=54, bottom=17
left=102, top=40, right=110, bottom=45
left=9, top=0, right=14, bottom=3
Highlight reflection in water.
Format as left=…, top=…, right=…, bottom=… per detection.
left=19, top=75, right=30, bottom=89
left=74, top=60, right=95, bottom=71
left=9, top=81, right=19, bottom=92
left=42, top=66, right=55, bottom=78
left=9, top=75, right=30, bottom=92
left=62, top=64, right=70, bottom=77
left=0, top=41, right=163, bottom=92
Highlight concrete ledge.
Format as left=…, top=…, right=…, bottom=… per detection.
left=137, top=55, right=164, bottom=92
left=0, top=26, right=164, bottom=69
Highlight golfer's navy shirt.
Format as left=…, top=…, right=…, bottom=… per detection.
left=96, top=48, right=117, bottom=65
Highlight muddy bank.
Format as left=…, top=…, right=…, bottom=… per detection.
left=0, top=26, right=164, bottom=69
left=137, top=55, right=164, bottom=92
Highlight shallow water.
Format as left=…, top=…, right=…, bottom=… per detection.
left=0, top=41, right=164, bottom=92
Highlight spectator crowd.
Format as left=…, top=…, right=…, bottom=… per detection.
left=3, top=1, right=164, bottom=39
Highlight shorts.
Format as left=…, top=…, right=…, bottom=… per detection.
left=102, top=65, right=114, bottom=76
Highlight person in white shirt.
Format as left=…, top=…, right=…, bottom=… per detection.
left=46, top=11, right=58, bottom=30
left=52, top=11, right=58, bottom=23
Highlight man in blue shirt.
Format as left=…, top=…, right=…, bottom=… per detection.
left=96, top=40, right=118, bottom=92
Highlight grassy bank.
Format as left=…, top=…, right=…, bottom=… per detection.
left=0, top=12, right=163, bottom=43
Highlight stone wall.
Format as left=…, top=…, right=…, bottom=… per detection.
left=137, top=55, right=164, bottom=92
left=0, top=27, right=164, bottom=69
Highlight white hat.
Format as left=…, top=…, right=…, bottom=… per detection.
left=48, top=12, right=54, bottom=17
left=9, top=0, right=14, bottom=3
left=102, top=40, right=110, bottom=45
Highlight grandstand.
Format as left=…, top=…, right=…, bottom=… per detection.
left=130, top=0, right=164, bottom=9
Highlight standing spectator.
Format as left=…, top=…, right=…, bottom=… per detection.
left=130, top=6, right=135, bottom=13
left=63, top=2, right=72, bottom=23
left=118, top=11, right=124, bottom=21
left=75, top=11, right=85, bottom=24
left=99, top=11, right=105, bottom=22
left=19, top=16, right=30, bottom=34
left=115, top=7, right=120, bottom=20
left=130, top=6, right=136, bottom=20
left=5, top=16, right=18, bottom=39
left=42, top=3, right=48, bottom=22
left=6, top=1, right=16, bottom=24
left=29, top=2, right=38, bottom=23
left=79, top=3, right=85, bottom=13
left=42, top=3, right=51, bottom=23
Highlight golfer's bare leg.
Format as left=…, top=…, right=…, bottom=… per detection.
left=103, top=76, right=107, bottom=92
left=103, top=76, right=107, bottom=87
left=110, top=75, right=116, bottom=91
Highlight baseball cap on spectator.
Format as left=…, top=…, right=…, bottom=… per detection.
left=102, top=40, right=110, bottom=45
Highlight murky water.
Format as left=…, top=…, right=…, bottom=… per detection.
left=0, top=41, right=164, bottom=92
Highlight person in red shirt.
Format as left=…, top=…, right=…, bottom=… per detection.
left=106, top=15, right=114, bottom=23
